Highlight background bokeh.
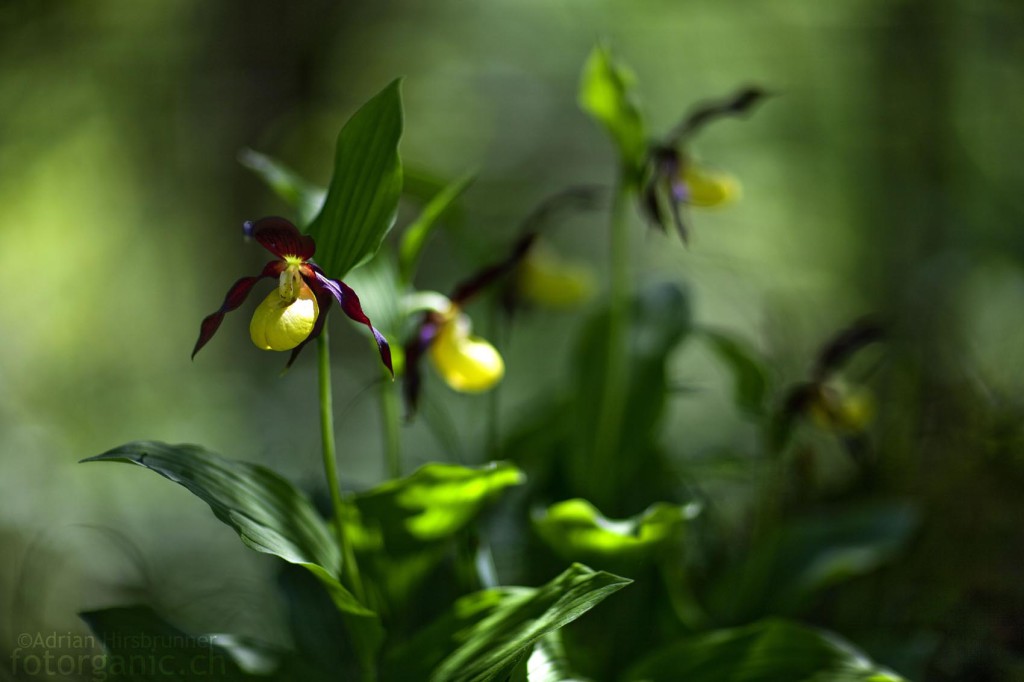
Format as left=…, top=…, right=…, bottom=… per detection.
left=2, top=0, right=1023, bottom=679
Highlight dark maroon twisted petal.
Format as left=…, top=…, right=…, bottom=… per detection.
left=450, top=232, right=538, bottom=305
left=639, top=179, right=667, bottom=234
left=670, top=86, right=769, bottom=143
left=245, top=216, right=316, bottom=260
left=639, top=146, right=692, bottom=242
left=666, top=181, right=689, bottom=244
left=309, top=267, right=393, bottom=376
left=812, top=316, right=885, bottom=381
left=402, top=314, right=442, bottom=419
left=192, top=260, right=283, bottom=358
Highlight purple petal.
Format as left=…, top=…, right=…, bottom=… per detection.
left=812, top=317, right=885, bottom=381
left=192, top=261, right=282, bottom=358
left=668, top=192, right=690, bottom=245
left=309, top=268, right=393, bottom=376
left=401, top=315, right=441, bottom=419
left=670, top=86, right=770, bottom=143
left=246, top=216, right=316, bottom=260
left=451, top=232, right=538, bottom=305
left=640, top=181, right=668, bottom=234
left=670, top=177, right=689, bottom=203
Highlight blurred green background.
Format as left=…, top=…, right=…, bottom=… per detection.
left=2, top=0, right=1023, bottom=680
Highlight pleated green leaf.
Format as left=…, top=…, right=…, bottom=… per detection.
left=627, top=619, right=904, bottom=682
left=309, top=79, right=404, bottom=278
left=81, top=442, right=382, bottom=651
left=382, top=563, right=630, bottom=682
left=519, top=632, right=590, bottom=682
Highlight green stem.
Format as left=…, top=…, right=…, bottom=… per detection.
left=380, top=368, right=402, bottom=479
left=591, top=170, right=632, bottom=510
left=485, top=303, right=501, bottom=461
left=317, top=329, right=365, bottom=602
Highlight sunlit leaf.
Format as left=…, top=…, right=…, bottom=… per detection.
left=309, top=79, right=404, bottom=278
left=382, top=563, right=631, bottom=682
left=352, top=461, right=525, bottom=547
left=701, top=327, right=771, bottom=418
left=81, top=442, right=383, bottom=663
left=578, top=45, right=647, bottom=178
left=513, top=632, right=590, bottom=682
left=238, top=148, right=326, bottom=227
left=399, top=173, right=475, bottom=282
left=533, top=498, right=697, bottom=564
left=709, top=502, right=919, bottom=623
left=627, top=618, right=905, bottom=682
left=344, top=461, right=525, bottom=631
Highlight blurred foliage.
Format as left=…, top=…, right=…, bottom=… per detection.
left=3, top=0, right=1024, bottom=680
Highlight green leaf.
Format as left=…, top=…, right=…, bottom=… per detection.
left=344, top=250, right=404, bottom=340
left=81, top=442, right=383, bottom=659
left=309, top=79, right=404, bottom=278
left=578, top=45, right=647, bottom=177
left=346, top=461, right=525, bottom=630
left=80, top=605, right=273, bottom=681
left=627, top=618, right=905, bottom=682
left=275, top=563, right=364, bottom=681
left=533, top=499, right=697, bottom=564
left=353, top=461, right=525, bottom=548
left=399, top=172, right=475, bottom=282
left=520, top=632, right=590, bottom=682
left=238, top=148, right=327, bottom=227
left=382, top=564, right=631, bottom=682
left=709, top=502, right=919, bottom=623
left=83, top=442, right=339, bottom=573
left=701, top=327, right=771, bottom=418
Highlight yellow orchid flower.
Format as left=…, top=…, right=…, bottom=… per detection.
left=640, top=87, right=768, bottom=242
left=428, top=306, right=505, bottom=393
left=516, top=244, right=596, bottom=309
left=193, top=217, right=392, bottom=373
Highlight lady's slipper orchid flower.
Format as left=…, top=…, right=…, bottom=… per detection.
left=642, top=146, right=739, bottom=243
left=641, top=87, right=767, bottom=243
left=775, top=317, right=884, bottom=456
left=402, top=232, right=537, bottom=416
left=401, top=187, right=603, bottom=416
left=807, top=380, right=875, bottom=434
left=426, top=303, right=505, bottom=392
left=192, top=216, right=392, bottom=373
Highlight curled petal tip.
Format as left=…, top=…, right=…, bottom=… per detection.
left=310, top=269, right=394, bottom=375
